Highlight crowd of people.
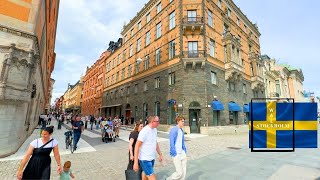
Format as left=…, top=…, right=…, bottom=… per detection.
left=17, top=112, right=188, bottom=180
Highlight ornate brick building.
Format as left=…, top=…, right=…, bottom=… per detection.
left=0, top=0, right=60, bottom=157
left=100, top=0, right=264, bottom=134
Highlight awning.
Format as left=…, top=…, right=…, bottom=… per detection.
left=228, top=102, right=242, bottom=112
left=211, top=100, right=224, bottom=111
left=166, top=99, right=176, bottom=106
left=101, top=104, right=122, bottom=108
left=243, top=104, right=249, bottom=113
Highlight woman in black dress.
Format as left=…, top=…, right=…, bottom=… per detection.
left=17, top=126, right=61, bottom=180
left=128, top=121, right=144, bottom=170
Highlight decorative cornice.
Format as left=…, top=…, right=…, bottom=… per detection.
left=121, top=0, right=159, bottom=35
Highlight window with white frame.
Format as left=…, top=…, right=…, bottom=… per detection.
left=144, top=81, right=148, bottom=91
left=243, top=83, right=247, bottom=94
left=187, top=10, right=196, bottom=22
left=128, top=64, right=132, bottom=77
left=218, top=0, right=221, bottom=8
left=137, top=38, right=141, bottom=52
left=209, top=39, right=215, bottom=57
left=118, top=54, right=121, bottom=64
left=154, top=77, right=160, bottom=89
left=156, top=22, right=162, bottom=38
left=208, top=10, right=213, bottom=27
left=169, top=40, right=175, bottom=59
left=144, top=55, right=149, bottom=70
left=131, top=29, right=134, bottom=37
left=168, top=72, right=175, bottom=85
left=129, top=44, right=133, bottom=56
left=134, top=84, right=138, bottom=93
left=138, top=21, right=142, bottom=30
left=155, top=48, right=161, bottom=65
left=122, top=68, right=125, bottom=80
left=211, top=71, right=217, bottom=85
left=154, top=101, right=160, bottom=117
left=169, top=11, right=176, bottom=30
left=146, top=13, right=150, bottom=23
left=157, top=3, right=162, bottom=14
left=227, top=8, right=231, bottom=17
left=146, top=31, right=150, bottom=46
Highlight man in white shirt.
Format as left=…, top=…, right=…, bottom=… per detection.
left=133, top=116, right=163, bottom=180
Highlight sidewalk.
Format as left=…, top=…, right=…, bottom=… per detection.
left=0, top=118, right=96, bottom=162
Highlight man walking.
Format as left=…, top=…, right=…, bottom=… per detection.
left=72, top=115, right=84, bottom=150
left=167, top=116, right=187, bottom=180
left=133, top=116, right=163, bottom=180
left=90, top=115, right=95, bottom=130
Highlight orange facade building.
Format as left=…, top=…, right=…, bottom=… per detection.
left=0, top=0, right=60, bottom=157
left=82, top=51, right=109, bottom=116
left=100, top=0, right=264, bottom=134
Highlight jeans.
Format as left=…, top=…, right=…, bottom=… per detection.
left=73, top=132, right=81, bottom=149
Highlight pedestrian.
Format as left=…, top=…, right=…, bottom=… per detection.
left=72, top=115, right=84, bottom=151
left=17, top=126, right=61, bottom=180
left=84, top=116, right=88, bottom=129
left=133, top=116, right=163, bottom=180
left=113, top=116, right=121, bottom=138
left=47, top=114, right=52, bottom=125
left=90, top=115, right=95, bottom=130
left=128, top=121, right=144, bottom=169
left=100, top=118, right=108, bottom=141
left=59, top=161, right=75, bottom=180
left=167, top=116, right=187, bottom=180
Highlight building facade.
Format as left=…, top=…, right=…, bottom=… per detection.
left=63, top=78, right=83, bottom=114
left=46, top=78, right=55, bottom=111
left=101, top=0, right=264, bottom=134
left=0, top=0, right=59, bottom=157
left=82, top=51, right=109, bottom=116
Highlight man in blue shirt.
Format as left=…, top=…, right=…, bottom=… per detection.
left=167, top=116, right=187, bottom=180
left=72, top=115, right=84, bottom=150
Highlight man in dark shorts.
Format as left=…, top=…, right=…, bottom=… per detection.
left=72, top=115, right=84, bottom=150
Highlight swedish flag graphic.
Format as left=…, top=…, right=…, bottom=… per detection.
left=249, top=102, right=318, bottom=148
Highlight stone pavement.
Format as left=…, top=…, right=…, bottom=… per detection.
left=1, top=118, right=320, bottom=179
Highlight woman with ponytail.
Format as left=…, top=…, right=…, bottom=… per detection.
left=17, top=126, right=62, bottom=180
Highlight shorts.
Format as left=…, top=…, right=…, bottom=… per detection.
left=139, top=159, right=155, bottom=176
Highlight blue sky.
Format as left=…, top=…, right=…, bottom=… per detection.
left=51, top=0, right=320, bottom=103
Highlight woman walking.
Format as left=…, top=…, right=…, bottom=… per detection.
left=17, top=126, right=61, bottom=180
left=128, top=121, right=144, bottom=170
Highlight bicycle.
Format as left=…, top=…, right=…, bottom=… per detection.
left=64, top=131, right=74, bottom=154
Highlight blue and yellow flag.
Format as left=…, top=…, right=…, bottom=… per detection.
left=249, top=102, right=318, bottom=148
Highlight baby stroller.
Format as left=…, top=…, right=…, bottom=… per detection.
left=102, top=124, right=115, bottom=143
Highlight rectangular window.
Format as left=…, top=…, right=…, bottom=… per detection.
left=137, top=38, right=141, bottom=52
left=156, top=22, right=162, bottom=38
left=168, top=72, right=175, bottom=85
left=128, top=64, right=132, bottom=77
left=169, top=40, right=175, bottom=59
left=187, top=10, right=197, bottom=22
left=227, top=8, right=231, bottom=17
left=122, top=68, right=125, bottom=80
left=155, top=48, right=161, bottom=65
left=138, top=21, right=142, bottom=30
left=129, top=44, right=133, bottom=56
left=144, top=81, right=148, bottom=91
left=169, top=11, right=176, bottom=30
left=218, top=0, right=221, bottom=8
left=144, top=55, right=149, bottom=70
left=127, top=86, right=130, bottom=95
left=276, top=80, right=281, bottom=96
left=131, top=29, right=134, bottom=37
left=134, top=84, right=138, bottom=93
left=123, top=50, right=126, bottom=61
left=236, top=17, right=240, bottom=26
left=209, top=39, right=215, bottom=57
left=155, top=102, right=160, bottom=117
left=154, top=77, right=160, bottom=89
left=188, top=41, right=198, bottom=58
left=146, top=31, right=150, bottom=46
left=146, top=13, right=151, bottom=23
left=243, top=84, right=247, bottom=94
left=118, top=54, right=121, bottom=64
left=116, top=71, right=119, bottom=82
left=211, top=71, right=217, bottom=85
left=208, top=10, right=213, bottom=27
left=157, top=3, right=162, bottom=14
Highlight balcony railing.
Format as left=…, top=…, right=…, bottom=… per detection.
left=182, top=50, right=206, bottom=58
left=182, top=17, right=204, bottom=24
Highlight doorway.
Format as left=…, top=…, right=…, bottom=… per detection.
left=189, top=109, right=200, bottom=133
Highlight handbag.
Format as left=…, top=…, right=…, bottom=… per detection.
left=125, top=160, right=141, bottom=180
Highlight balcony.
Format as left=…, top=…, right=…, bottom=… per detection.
left=182, top=17, right=204, bottom=34
left=251, top=75, right=264, bottom=90
left=182, top=50, right=206, bottom=69
left=224, top=61, right=243, bottom=81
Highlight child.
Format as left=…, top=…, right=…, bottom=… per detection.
left=60, top=161, right=75, bottom=180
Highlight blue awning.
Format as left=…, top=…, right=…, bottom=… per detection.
left=211, top=100, right=224, bottom=111
left=243, top=104, right=249, bottom=113
left=228, top=102, right=242, bottom=112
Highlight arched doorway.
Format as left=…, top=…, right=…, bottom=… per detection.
left=167, top=99, right=176, bottom=125
left=125, top=104, right=131, bottom=124
left=189, top=101, right=201, bottom=133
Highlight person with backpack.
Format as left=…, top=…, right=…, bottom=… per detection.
left=90, top=115, right=95, bottom=130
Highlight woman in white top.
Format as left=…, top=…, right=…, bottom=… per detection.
left=17, top=126, right=61, bottom=180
